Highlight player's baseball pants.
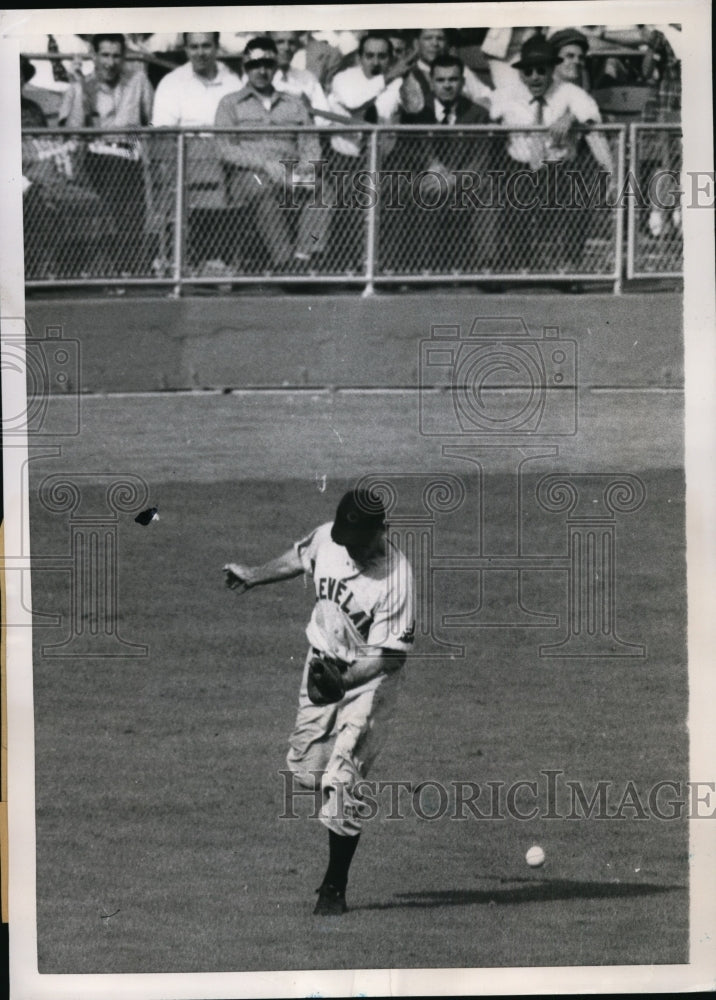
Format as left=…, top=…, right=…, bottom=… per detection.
left=286, top=651, right=403, bottom=836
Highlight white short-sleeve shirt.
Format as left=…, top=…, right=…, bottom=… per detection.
left=295, top=522, right=415, bottom=662
left=152, top=59, right=242, bottom=127
left=490, top=77, right=602, bottom=164
left=328, top=65, right=402, bottom=156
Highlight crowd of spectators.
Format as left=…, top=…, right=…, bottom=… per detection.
left=19, top=25, right=683, bottom=280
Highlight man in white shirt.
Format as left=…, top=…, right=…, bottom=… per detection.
left=325, top=33, right=405, bottom=271
left=270, top=30, right=331, bottom=125
left=327, top=33, right=404, bottom=156
left=152, top=32, right=241, bottom=128
left=490, top=35, right=614, bottom=272
left=152, top=32, right=242, bottom=274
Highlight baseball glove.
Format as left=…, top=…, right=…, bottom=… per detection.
left=307, top=653, right=348, bottom=706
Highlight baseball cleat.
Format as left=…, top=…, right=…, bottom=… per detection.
left=313, top=883, right=347, bottom=916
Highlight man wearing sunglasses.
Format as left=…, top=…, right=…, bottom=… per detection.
left=489, top=34, right=613, bottom=272
left=215, top=36, right=330, bottom=272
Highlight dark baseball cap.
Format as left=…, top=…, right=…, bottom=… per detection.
left=549, top=28, right=590, bottom=54
left=513, top=35, right=561, bottom=69
left=331, top=488, right=386, bottom=546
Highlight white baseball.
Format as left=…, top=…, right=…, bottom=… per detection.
left=525, top=845, right=546, bottom=867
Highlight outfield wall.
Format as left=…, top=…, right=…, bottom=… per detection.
left=25, top=292, right=683, bottom=393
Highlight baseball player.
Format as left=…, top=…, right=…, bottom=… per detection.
left=223, top=487, right=415, bottom=915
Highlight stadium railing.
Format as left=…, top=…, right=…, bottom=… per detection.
left=20, top=124, right=681, bottom=294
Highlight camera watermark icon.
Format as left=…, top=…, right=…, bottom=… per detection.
left=419, top=317, right=577, bottom=438
left=386, top=311, right=647, bottom=656
left=1, top=319, right=81, bottom=436
left=26, top=473, right=151, bottom=657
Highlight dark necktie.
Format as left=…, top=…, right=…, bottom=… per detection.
left=439, top=103, right=452, bottom=124
left=532, top=95, right=545, bottom=124
left=47, top=34, right=70, bottom=83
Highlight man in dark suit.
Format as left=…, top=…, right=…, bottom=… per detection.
left=394, top=55, right=492, bottom=275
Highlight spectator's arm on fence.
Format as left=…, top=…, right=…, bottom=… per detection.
left=139, top=73, right=154, bottom=126
left=57, top=79, right=86, bottom=128
left=567, top=84, right=615, bottom=177
left=549, top=110, right=576, bottom=145
left=585, top=128, right=614, bottom=176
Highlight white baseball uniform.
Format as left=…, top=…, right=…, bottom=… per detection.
left=286, top=521, right=415, bottom=836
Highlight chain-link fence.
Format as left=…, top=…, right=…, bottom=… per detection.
left=374, top=125, right=624, bottom=283
left=21, top=123, right=677, bottom=292
left=627, top=124, right=683, bottom=278
left=22, top=128, right=176, bottom=282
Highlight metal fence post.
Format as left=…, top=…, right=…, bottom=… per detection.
left=171, top=130, right=185, bottom=298
left=362, top=129, right=379, bottom=298
left=613, top=125, right=627, bottom=294
left=625, top=123, right=637, bottom=282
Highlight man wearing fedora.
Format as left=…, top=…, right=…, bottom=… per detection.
left=489, top=34, right=614, bottom=272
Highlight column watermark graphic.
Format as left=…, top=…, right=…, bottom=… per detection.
left=1, top=318, right=151, bottom=657
left=34, top=474, right=150, bottom=658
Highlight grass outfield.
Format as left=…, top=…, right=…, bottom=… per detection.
left=28, top=393, right=688, bottom=973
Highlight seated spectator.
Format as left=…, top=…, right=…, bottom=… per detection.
left=290, top=31, right=344, bottom=88
left=401, top=53, right=491, bottom=124
left=386, top=30, right=411, bottom=64
left=19, top=33, right=93, bottom=125
left=571, top=25, right=654, bottom=89
left=152, top=32, right=242, bottom=275
left=328, top=33, right=403, bottom=157
left=549, top=28, right=591, bottom=90
left=268, top=31, right=331, bottom=123
left=214, top=36, right=330, bottom=273
left=21, top=54, right=51, bottom=276
left=20, top=55, right=47, bottom=127
left=21, top=53, right=109, bottom=279
left=399, top=28, right=492, bottom=115
left=490, top=35, right=614, bottom=272
left=640, top=26, right=682, bottom=238
left=396, top=54, right=492, bottom=273
left=326, top=32, right=404, bottom=271
left=153, top=32, right=241, bottom=125
left=642, top=25, right=682, bottom=122
left=58, top=33, right=154, bottom=276
left=23, top=33, right=93, bottom=93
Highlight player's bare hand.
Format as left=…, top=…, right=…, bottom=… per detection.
left=223, top=563, right=251, bottom=593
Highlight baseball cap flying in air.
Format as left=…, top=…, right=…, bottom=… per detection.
left=331, top=488, right=386, bottom=546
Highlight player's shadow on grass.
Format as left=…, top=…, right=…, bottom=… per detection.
left=358, top=879, right=685, bottom=911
